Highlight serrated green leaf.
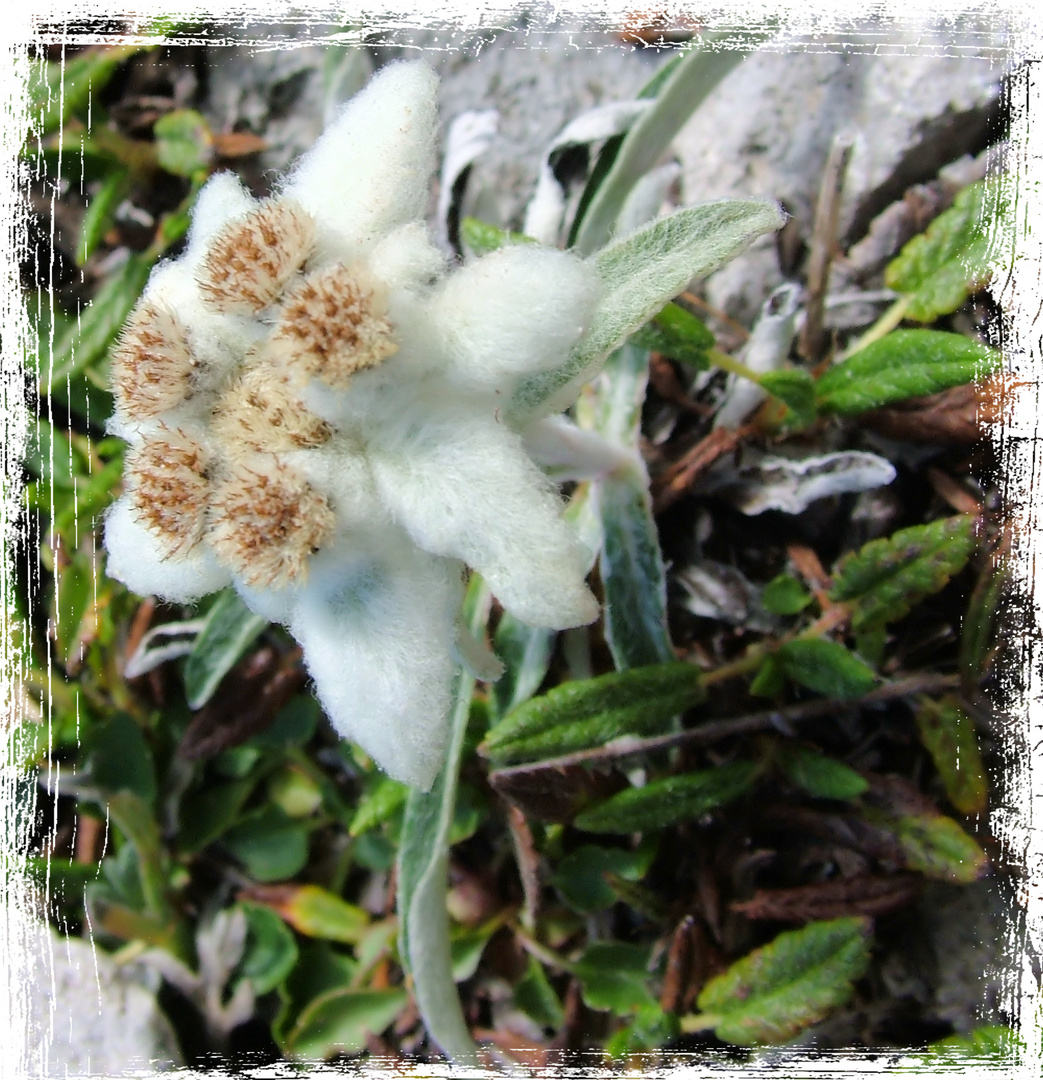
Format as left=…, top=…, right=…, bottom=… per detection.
left=154, top=109, right=213, bottom=178
left=762, top=573, right=813, bottom=616
left=776, top=638, right=877, bottom=699
left=630, top=301, right=714, bottom=370
left=914, top=695, right=987, bottom=815
left=459, top=217, right=536, bottom=257
left=830, top=515, right=976, bottom=632
left=599, top=462, right=675, bottom=670
left=690, top=916, right=872, bottom=1045
left=891, top=812, right=988, bottom=883
left=481, top=662, right=704, bottom=767
left=183, top=589, right=268, bottom=709
left=285, top=987, right=407, bottom=1059
left=759, top=369, right=817, bottom=425
left=574, top=942, right=657, bottom=1013
left=815, top=329, right=1000, bottom=416
left=236, top=902, right=299, bottom=995
left=778, top=746, right=868, bottom=801
left=885, top=180, right=1009, bottom=322
left=509, top=200, right=785, bottom=422
left=573, top=760, right=757, bottom=834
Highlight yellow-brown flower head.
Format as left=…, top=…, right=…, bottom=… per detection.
left=209, top=456, right=336, bottom=588
left=198, top=198, right=317, bottom=314
left=125, top=431, right=211, bottom=557
left=271, top=264, right=398, bottom=388
left=211, top=362, right=332, bottom=458
left=110, top=299, right=197, bottom=418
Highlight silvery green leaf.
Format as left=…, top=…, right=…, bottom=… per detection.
left=714, top=282, right=802, bottom=430
left=397, top=580, right=490, bottom=1066
left=523, top=100, right=650, bottom=245
left=184, top=590, right=268, bottom=710
left=124, top=618, right=207, bottom=680
left=574, top=34, right=769, bottom=256
left=676, top=560, right=781, bottom=633
left=718, top=450, right=897, bottom=516
left=523, top=415, right=636, bottom=483
left=321, top=45, right=374, bottom=125
left=438, top=109, right=499, bottom=250
left=509, top=199, right=785, bottom=423
left=490, top=612, right=556, bottom=720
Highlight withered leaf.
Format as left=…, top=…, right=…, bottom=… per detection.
left=732, top=873, right=921, bottom=922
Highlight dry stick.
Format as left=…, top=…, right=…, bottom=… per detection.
left=799, top=132, right=854, bottom=364
left=489, top=671, right=959, bottom=780
left=652, top=424, right=752, bottom=514
left=505, top=803, right=542, bottom=932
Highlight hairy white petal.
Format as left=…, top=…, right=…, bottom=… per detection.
left=369, top=222, right=448, bottom=294
left=184, top=172, right=258, bottom=260
left=370, top=409, right=598, bottom=629
left=284, top=61, right=438, bottom=261
left=291, top=540, right=463, bottom=791
left=431, top=246, right=597, bottom=393
left=104, top=496, right=230, bottom=603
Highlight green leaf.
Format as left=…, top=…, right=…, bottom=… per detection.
left=926, top=1024, right=1022, bottom=1061
left=153, top=109, right=213, bottom=178
left=885, top=180, right=1010, bottom=322
left=573, top=760, right=757, bottom=834
left=690, top=916, right=873, bottom=1045
left=285, top=987, right=407, bottom=1059
left=573, top=34, right=769, bottom=255
left=509, top=200, right=785, bottom=422
left=914, top=695, right=988, bottom=815
left=222, top=805, right=311, bottom=883
left=397, top=579, right=489, bottom=1065
left=449, top=920, right=500, bottom=982
left=574, top=942, right=657, bottom=1013
left=815, top=329, right=1000, bottom=416
left=178, top=776, right=257, bottom=853
left=776, top=638, right=877, bottom=699
left=262, top=884, right=369, bottom=944
left=830, top=515, right=976, bottom=632
left=599, top=461, right=675, bottom=670
left=514, top=957, right=564, bottom=1030
left=481, top=662, right=704, bottom=767
left=762, top=573, right=813, bottom=616
left=891, top=812, right=988, bottom=884
left=551, top=842, right=656, bottom=915
left=348, top=776, right=410, bottom=836
left=41, top=250, right=155, bottom=394
left=630, top=302, right=714, bottom=370
left=750, top=655, right=785, bottom=698
left=78, top=167, right=131, bottom=266
left=459, top=217, right=536, bottom=257
left=759, top=369, right=817, bottom=426
left=83, top=712, right=156, bottom=807
left=28, top=45, right=144, bottom=136
left=183, top=589, right=268, bottom=709
left=236, top=902, right=299, bottom=995
left=778, top=746, right=868, bottom=801
left=490, top=612, right=556, bottom=720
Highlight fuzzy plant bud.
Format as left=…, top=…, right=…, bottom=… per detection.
left=104, top=60, right=601, bottom=790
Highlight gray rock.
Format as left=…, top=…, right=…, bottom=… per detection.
left=674, top=35, right=1003, bottom=321
left=25, top=929, right=181, bottom=1076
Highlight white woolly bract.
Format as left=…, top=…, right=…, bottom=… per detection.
left=431, top=245, right=598, bottom=393
left=291, top=542, right=463, bottom=791
left=104, top=497, right=231, bottom=604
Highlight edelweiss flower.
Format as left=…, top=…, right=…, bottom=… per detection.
left=104, top=62, right=601, bottom=790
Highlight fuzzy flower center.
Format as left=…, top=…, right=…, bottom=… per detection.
left=116, top=198, right=401, bottom=590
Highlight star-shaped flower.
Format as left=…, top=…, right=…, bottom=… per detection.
left=104, top=61, right=602, bottom=789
